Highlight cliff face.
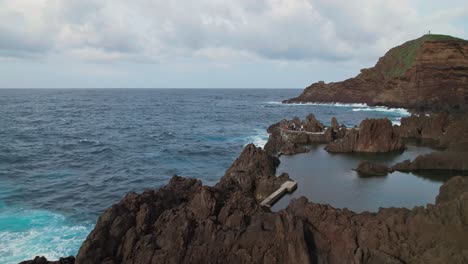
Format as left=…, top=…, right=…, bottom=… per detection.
left=284, top=35, right=468, bottom=110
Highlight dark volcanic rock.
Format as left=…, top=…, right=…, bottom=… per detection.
left=331, top=117, right=339, bottom=130
left=355, top=161, right=389, bottom=176
left=398, top=112, right=449, bottom=141
left=74, top=171, right=468, bottom=264
left=392, top=150, right=468, bottom=172
left=218, top=144, right=288, bottom=201
left=264, top=115, right=333, bottom=156
left=286, top=176, right=468, bottom=264
left=284, top=35, right=468, bottom=111
left=19, top=256, right=75, bottom=264
left=326, top=118, right=404, bottom=153
left=279, top=142, right=309, bottom=155
left=304, top=113, right=324, bottom=132
left=75, top=144, right=301, bottom=264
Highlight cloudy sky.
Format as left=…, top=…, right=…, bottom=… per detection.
left=1, top=0, right=467, bottom=88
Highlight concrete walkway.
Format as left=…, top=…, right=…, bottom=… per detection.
left=260, top=181, right=298, bottom=207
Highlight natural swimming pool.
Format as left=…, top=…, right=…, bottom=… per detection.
left=272, top=144, right=465, bottom=212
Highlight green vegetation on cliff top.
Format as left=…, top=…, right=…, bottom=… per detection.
left=379, top=34, right=466, bottom=79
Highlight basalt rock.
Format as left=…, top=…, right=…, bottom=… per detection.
left=264, top=115, right=339, bottom=156
left=331, top=117, right=339, bottom=130
left=19, top=256, right=75, bottom=264
left=74, top=145, right=304, bottom=264
left=284, top=35, right=468, bottom=111
left=398, top=112, right=449, bottom=141
left=74, top=170, right=468, bottom=264
left=304, top=113, right=324, bottom=132
left=286, top=176, right=468, bottom=264
left=326, top=118, right=404, bottom=153
left=279, top=142, right=309, bottom=155
left=392, top=149, right=468, bottom=172
left=355, top=161, right=389, bottom=177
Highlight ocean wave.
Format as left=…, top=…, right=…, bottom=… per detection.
left=0, top=207, right=91, bottom=263
left=78, top=139, right=100, bottom=144
left=266, top=101, right=368, bottom=107
left=352, top=106, right=410, bottom=116
left=244, top=129, right=269, bottom=148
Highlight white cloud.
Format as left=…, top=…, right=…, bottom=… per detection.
left=0, top=0, right=466, bottom=63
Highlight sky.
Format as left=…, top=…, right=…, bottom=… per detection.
left=0, top=0, right=467, bottom=88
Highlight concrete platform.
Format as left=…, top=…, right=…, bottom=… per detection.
left=260, top=181, right=297, bottom=207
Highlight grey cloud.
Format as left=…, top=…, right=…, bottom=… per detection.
left=0, top=0, right=466, bottom=62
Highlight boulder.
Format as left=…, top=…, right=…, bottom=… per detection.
left=326, top=118, right=404, bottom=153
left=355, top=161, right=389, bottom=176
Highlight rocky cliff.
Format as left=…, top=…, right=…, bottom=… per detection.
left=284, top=35, right=468, bottom=111
left=70, top=147, right=468, bottom=264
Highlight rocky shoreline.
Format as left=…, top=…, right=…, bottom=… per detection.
left=22, top=111, right=468, bottom=264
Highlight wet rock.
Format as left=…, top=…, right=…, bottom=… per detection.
left=19, top=256, right=75, bottom=264
left=326, top=118, right=404, bottom=153
left=355, top=161, right=389, bottom=176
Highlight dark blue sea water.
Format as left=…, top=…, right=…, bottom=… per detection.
left=0, top=89, right=414, bottom=262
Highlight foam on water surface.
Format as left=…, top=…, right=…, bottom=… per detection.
left=0, top=205, right=92, bottom=263
left=266, top=101, right=368, bottom=107
left=352, top=106, right=411, bottom=116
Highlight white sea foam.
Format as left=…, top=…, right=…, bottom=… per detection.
left=244, top=129, right=269, bottom=148
left=391, top=120, right=401, bottom=126
left=352, top=106, right=410, bottom=116
left=0, top=207, right=91, bottom=263
left=266, top=101, right=368, bottom=108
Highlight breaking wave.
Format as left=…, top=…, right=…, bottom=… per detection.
left=352, top=106, right=410, bottom=116
left=0, top=206, right=92, bottom=263
left=266, top=101, right=368, bottom=107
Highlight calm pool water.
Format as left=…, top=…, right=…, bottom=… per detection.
left=272, top=144, right=464, bottom=212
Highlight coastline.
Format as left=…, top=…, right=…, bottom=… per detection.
left=21, top=107, right=468, bottom=264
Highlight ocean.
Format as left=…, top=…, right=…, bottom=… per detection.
left=0, top=89, right=414, bottom=263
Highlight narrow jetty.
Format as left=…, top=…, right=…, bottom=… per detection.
left=260, top=181, right=297, bottom=207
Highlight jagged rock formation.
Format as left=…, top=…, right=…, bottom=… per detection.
left=284, top=35, right=468, bottom=111
left=398, top=112, right=449, bottom=141
left=72, top=151, right=468, bottom=264
left=355, top=161, right=389, bottom=177
left=19, top=256, right=75, bottom=264
left=326, top=118, right=404, bottom=153
left=264, top=116, right=343, bottom=156
left=23, top=142, right=468, bottom=264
